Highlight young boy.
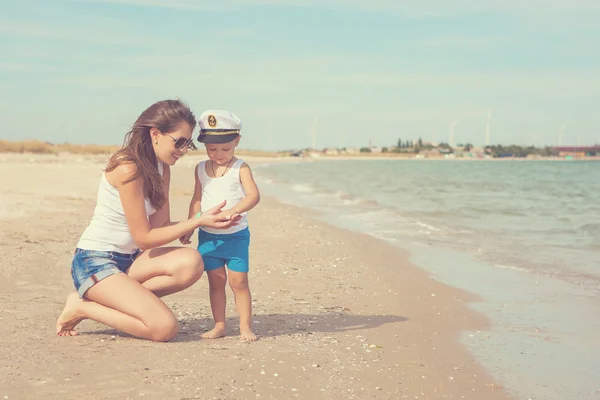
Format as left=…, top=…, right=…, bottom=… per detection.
left=180, top=110, right=260, bottom=341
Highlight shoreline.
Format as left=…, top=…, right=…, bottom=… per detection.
left=0, top=154, right=512, bottom=399
left=285, top=154, right=600, bottom=161
left=245, top=197, right=513, bottom=398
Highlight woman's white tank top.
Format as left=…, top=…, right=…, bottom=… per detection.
left=197, top=159, right=248, bottom=235
left=76, top=162, right=163, bottom=254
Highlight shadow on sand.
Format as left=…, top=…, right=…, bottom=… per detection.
left=86, top=311, right=408, bottom=342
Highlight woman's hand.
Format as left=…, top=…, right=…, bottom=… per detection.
left=196, top=200, right=242, bottom=229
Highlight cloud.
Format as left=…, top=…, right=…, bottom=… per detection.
left=70, top=0, right=235, bottom=11
left=0, top=20, right=153, bottom=46
left=0, top=62, right=35, bottom=72
left=0, top=17, right=252, bottom=49
left=74, top=0, right=600, bottom=16
left=0, top=61, right=59, bottom=73
left=39, top=49, right=600, bottom=103
left=69, top=0, right=600, bottom=38
left=415, top=35, right=498, bottom=49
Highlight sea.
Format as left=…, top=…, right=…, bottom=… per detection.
left=253, top=158, right=600, bottom=400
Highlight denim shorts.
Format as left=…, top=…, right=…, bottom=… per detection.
left=197, top=228, right=250, bottom=273
left=71, top=248, right=139, bottom=298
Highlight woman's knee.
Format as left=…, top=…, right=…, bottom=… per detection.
left=175, top=249, right=204, bottom=284
left=148, top=312, right=179, bottom=342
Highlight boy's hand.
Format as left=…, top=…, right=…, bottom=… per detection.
left=218, top=209, right=239, bottom=221
left=215, top=210, right=241, bottom=227
left=195, top=201, right=242, bottom=229
left=179, top=231, right=193, bottom=245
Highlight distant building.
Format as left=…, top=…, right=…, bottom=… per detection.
left=553, top=146, right=600, bottom=157
left=420, top=148, right=441, bottom=157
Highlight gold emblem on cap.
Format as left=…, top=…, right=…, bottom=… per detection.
left=207, top=114, right=217, bottom=128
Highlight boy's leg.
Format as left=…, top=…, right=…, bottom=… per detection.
left=224, top=229, right=254, bottom=341
left=228, top=270, right=256, bottom=341
left=202, top=266, right=228, bottom=339
left=197, top=229, right=228, bottom=339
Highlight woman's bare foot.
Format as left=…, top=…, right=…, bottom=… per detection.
left=56, top=292, right=85, bottom=337
left=201, top=323, right=226, bottom=339
left=240, top=326, right=257, bottom=342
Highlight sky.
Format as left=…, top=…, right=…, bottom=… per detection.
left=1, top=0, right=599, bottom=150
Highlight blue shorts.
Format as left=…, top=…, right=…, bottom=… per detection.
left=71, top=248, right=139, bottom=298
left=197, top=228, right=250, bottom=273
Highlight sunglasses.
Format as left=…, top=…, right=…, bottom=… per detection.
left=165, top=133, right=196, bottom=150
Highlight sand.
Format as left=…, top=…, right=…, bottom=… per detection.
left=0, top=153, right=512, bottom=400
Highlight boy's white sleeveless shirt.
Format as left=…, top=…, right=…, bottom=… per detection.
left=197, top=158, right=249, bottom=235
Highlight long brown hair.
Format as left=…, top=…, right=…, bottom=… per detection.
left=105, top=99, right=196, bottom=209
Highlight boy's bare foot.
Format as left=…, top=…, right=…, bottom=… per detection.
left=56, top=292, right=85, bottom=337
left=240, top=326, right=257, bottom=342
left=201, top=323, right=226, bottom=339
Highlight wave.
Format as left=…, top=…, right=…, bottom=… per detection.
left=494, top=264, right=531, bottom=273
left=290, top=183, right=315, bottom=193
left=415, top=221, right=441, bottom=232
left=257, top=161, right=600, bottom=293
left=580, top=223, right=600, bottom=237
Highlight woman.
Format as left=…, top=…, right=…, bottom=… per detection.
left=56, top=99, right=239, bottom=341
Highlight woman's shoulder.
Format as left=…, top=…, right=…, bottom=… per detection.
left=115, top=161, right=138, bottom=178
left=106, top=161, right=139, bottom=187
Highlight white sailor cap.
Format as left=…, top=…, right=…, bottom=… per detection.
left=197, top=110, right=242, bottom=144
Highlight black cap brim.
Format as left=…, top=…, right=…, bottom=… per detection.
left=197, top=133, right=240, bottom=144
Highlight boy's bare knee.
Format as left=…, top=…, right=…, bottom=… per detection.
left=208, top=269, right=227, bottom=289
left=229, top=275, right=249, bottom=292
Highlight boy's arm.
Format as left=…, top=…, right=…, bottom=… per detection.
left=179, top=166, right=202, bottom=244
left=229, top=163, right=260, bottom=215
left=188, top=165, right=203, bottom=218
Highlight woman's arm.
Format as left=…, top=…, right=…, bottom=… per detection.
left=114, top=163, right=232, bottom=250
left=149, top=163, right=171, bottom=228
